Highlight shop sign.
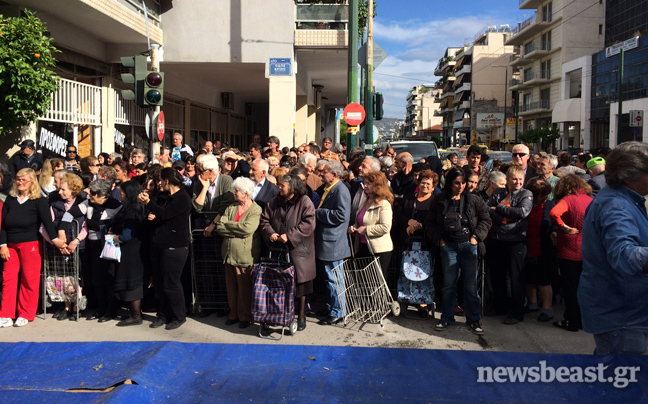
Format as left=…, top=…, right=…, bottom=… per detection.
left=39, top=127, right=68, bottom=157
left=477, top=113, right=504, bottom=129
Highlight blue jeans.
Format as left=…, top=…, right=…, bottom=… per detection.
left=594, top=329, right=648, bottom=355
left=440, top=241, right=480, bottom=325
left=318, top=259, right=346, bottom=318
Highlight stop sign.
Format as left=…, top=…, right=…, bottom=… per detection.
left=157, top=111, right=165, bottom=142
left=343, top=103, right=365, bottom=126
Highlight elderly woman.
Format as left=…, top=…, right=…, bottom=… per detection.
left=550, top=174, right=593, bottom=332
left=216, top=177, right=262, bottom=330
left=425, top=167, right=492, bottom=335
left=58, top=179, right=122, bottom=323
left=394, top=169, right=436, bottom=243
left=524, top=178, right=557, bottom=323
left=0, top=169, right=65, bottom=328
left=348, top=170, right=394, bottom=276
left=487, top=164, right=533, bottom=325
left=260, top=174, right=316, bottom=331
left=41, top=173, right=88, bottom=321
left=139, top=168, right=192, bottom=330
left=477, top=170, right=507, bottom=202
left=267, top=156, right=280, bottom=171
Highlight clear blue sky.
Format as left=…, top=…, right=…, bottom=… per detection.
left=370, top=0, right=529, bottom=119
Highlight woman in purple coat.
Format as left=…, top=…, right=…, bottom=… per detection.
left=260, top=174, right=316, bottom=332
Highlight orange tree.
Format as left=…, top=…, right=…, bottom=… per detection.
left=0, top=10, right=59, bottom=135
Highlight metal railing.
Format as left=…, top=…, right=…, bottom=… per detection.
left=114, top=91, right=147, bottom=127
left=41, top=78, right=101, bottom=125
left=512, top=14, right=535, bottom=35
left=474, top=25, right=511, bottom=41
left=295, top=1, right=349, bottom=30
left=521, top=99, right=550, bottom=112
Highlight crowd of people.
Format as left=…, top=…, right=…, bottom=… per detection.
left=0, top=134, right=647, bottom=355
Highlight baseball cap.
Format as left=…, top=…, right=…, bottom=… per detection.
left=19, top=140, right=35, bottom=149
left=586, top=157, right=605, bottom=170
left=172, top=160, right=186, bottom=170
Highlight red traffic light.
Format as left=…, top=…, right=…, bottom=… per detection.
left=146, top=72, right=163, bottom=87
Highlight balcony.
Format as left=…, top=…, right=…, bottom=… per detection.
left=519, top=99, right=551, bottom=115
left=509, top=70, right=552, bottom=90
left=521, top=41, right=561, bottom=61
left=505, top=11, right=562, bottom=46
left=454, top=64, right=472, bottom=78
left=295, top=1, right=349, bottom=47
left=41, top=78, right=101, bottom=125
left=433, top=109, right=443, bottom=116
left=454, top=82, right=471, bottom=95
left=441, top=90, right=455, bottom=99
left=519, top=0, right=546, bottom=9
left=434, top=58, right=456, bottom=76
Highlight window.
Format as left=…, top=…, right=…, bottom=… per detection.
left=541, top=60, right=551, bottom=79
left=541, top=31, right=552, bottom=51
left=542, top=2, right=553, bottom=22
left=524, top=68, right=533, bottom=82
left=599, top=24, right=603, bottom=35
left=540, top=88, right=550, bottom=108
left=524, top=93, right=532, bottom=108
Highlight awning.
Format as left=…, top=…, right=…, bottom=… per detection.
left=552, top=98, right=581, bottom=122
left=439, top=98, right=448, bottom=109
left=454, top=109, right=465, bottom=121
left=455, top=74, right=465, bottom=85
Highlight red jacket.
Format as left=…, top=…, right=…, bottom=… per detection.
left=549, top=190, right=592, bottom=261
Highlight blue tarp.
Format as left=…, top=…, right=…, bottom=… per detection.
left=0, top=341, right=646, bottom=403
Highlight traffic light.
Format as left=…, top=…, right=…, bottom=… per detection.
left=143, top=70, right=164, bottom=107
left=120, top=55, right=147, bottom=105
left=374, top=92, right=384, bottom=120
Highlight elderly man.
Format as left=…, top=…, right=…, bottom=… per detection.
left=171, top=132, right=194, bottom=162
left=392, top=152, right=416, bottom=198
left=10, top=140, right=44, bottom=178
left=250, top=158, right=279, bottom=212
left=201, top=141, right=214, bottom=154
left=528, top=154, right=559, bottom=200
left=193, top=154, right=235, bottom=233
left=511, top=143, right=536, bottom=185
left=221, top=151, right=250, bottom=180
left=298, top=152, right=322, bottom=192
left=586, top=157, right=606, bottom=197
left=579, top=142, right=648, bottom=355
left=315, top=159, right=351, bottom=325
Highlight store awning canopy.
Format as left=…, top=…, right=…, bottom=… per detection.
left=552, top=98, right=581, bottom=122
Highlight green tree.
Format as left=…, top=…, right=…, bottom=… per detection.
left=0, top=10, right=60, bottom=135
left=358, top=0, right=377, bottom=38
left=518, top=126, right=561, bottom=151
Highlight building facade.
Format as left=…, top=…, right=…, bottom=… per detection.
left=403, top=85, right=442, bottom=138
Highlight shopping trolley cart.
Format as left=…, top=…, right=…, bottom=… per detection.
left=253, top=248, right=298, bottom=340
left=397, top=237, right=435, bottom=319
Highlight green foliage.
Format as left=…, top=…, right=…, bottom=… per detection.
left=358, top=0, right=377, bottom=38
left=518, top=126, right=561, bottom=147
left=340, top=118, right=347, bottom=144
left=0, top=10, right=60, bottom=135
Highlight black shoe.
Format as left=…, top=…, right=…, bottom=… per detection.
left=86, top=312, right=101, bottom=321
left=69, top=313, right=78, bottom=322
left=52, top=309, right=62, bottom=319
left=238, top=321, right=251, bottom=329
left=116, top=318, right=143, bottom=327
left=215, top=308, right=231, bottom=318
left=224, top=319, right=239, bottom=326
left=165, top=320, right=185, bottom=330
left=150, top=318, right=166, bottom=328
left=537, top=312, right=554, bottom=322
left=553, top=320, right=578, bottom=332
left=57, top=310, right=69, bottom=321
left=98, top=315, right=113, bottom=323
left=198, top=309, right=214, bottom=318
left=297, top=317, right=306, bottom=331
left=503, top=317, right=521, bottom=325
left=318, top=315, right=341, bottom=326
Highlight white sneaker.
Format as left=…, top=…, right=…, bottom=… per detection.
left=0, top=318, right=14, bottom=328
left=13, top=317, right=28, bottom=327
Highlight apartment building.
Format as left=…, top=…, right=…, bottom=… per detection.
left=434, top=47, right=462, bottom=147
left=403, top=85, right=442, bottom=137
left=1, top=0, right=348, bottom=159
left=506, top=0, right=605, bottom=145
left=452, top=26, right=516, bottom=147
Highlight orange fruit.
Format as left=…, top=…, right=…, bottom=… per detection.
left=34, top=53, right=41, bottom=58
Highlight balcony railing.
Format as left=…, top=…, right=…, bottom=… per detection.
left=512, top=14, right=535, bottom=35
left=295, top=2, right=349, bottom=30
left=521, top=99, right=550, bottom=112
left=41, top=78, right=101, bottom=125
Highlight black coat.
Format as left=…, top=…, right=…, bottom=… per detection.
left=254, top=180, right=279, bottom=213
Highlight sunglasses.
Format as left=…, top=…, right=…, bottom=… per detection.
left=512, top=153, right=528, bottom=157
left=93, top=164, right=101, bottom=167
left=89, top=190, right=98, bottom=196
left=67, top=150, right=77, bottom=154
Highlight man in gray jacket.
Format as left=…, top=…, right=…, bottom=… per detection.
left=315, top=160, right=351, bottom=325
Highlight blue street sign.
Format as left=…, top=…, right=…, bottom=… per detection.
left=632, top=127, right=640, bottom=136
left=269, top=58, right=291, bottom=76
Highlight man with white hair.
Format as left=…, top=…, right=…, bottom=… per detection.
left=511, top=143, right=536, bottom=185
left=193, top=154, right=234, bottom=234
left=586, top=157, right=607, bottom=197
left=392, top=152, right=416, bottom=198
left=250, top=158, right=278, bottom=212
left=221, top=151, right=250, bottom=180
left=172, top=132, right=194, bottom=162
left=298, top=152, right=322, bottom=191
left=528, top=154, right=559, bottom=200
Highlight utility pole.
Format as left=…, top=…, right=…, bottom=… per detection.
left=617, top=48, right=624, bottom=145
left=347, top=0, right=359, bottom=156
left=502, top=67, right=507, bottom=148
left=364, top=0, right=374, bottom=149
left=150, top=44, right=161, bottom=161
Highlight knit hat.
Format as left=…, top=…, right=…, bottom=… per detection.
left=586, top=157, right=605, bottom=170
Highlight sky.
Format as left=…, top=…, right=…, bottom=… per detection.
left=370, top=0, right=530, bottom=120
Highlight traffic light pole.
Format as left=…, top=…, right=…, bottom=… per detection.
left=347, top=0, right=358, bottom=158
left=150, top=44, right=161, bottom=160
left=364, top=0, right=374, bottom=148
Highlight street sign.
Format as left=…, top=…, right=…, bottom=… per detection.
left=343, top=103, right=365, bottom=126
left=632, top=127, right=641, bottom=136
left=630, top=110, right=643, bottom=127
left=157, top=111, right=166, bottom=141
left=358, top=41, right=389, bottom=69
left=606, top=36, right=639, bottom=58
left=269, top=58, right=291, bottom=76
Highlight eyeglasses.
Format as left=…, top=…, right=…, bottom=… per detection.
left=15, top=178, right=31, bottom=183
left=92, top=164, right=101, bottom=167
left=67, top=150, right=77, bottom=154
left=512, top=153, right=528, bottom=157
left=89, top=190, right=98, bottom=196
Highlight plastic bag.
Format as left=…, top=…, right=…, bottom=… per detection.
left=100, top=234, right=121, bottom=262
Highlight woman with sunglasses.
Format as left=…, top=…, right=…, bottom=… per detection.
left=0, top=169, right=65, bottom=328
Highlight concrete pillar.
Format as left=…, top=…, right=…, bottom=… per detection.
left=269, top=75, right=296, bottom=148
left=307, top=106, right=317, bottom=144
left=184, top=99, right=192, bottom=146
left=101, top=84, right=116, bottom=154
left=295, top=95, right=308, bottom=147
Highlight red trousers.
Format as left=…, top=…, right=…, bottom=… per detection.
left=0, top=241, right=42, bottom=321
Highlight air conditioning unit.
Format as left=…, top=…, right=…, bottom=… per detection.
left=222, top=92, right=234, bottom=110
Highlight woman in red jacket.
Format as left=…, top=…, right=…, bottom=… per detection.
left=549, top=175, right=593, bottom=332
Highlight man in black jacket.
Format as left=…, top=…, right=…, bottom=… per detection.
left=10, top=140, right=43, bottom=178
left=391, top=152, right=417, bottom=198
left=250, top=158, right=279, bottom=212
